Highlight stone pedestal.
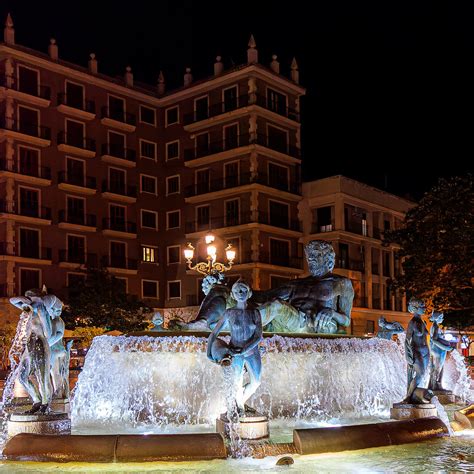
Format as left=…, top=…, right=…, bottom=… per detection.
left=216, top=414, right=269, bottom=440
left=7, top=412, right=71, bottom=439
left=390, top=403, right=437, bottom=421
left=433, top=390, right=455, bottom=405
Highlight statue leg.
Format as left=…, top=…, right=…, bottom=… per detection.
left=50, top=351, right=61, bottom=398
left=32, top=338, right=52, bottom=410
left=231, top=355, right=245, bottom=414
left=18, top=354, right=41, bottom=405
left=241, top=351, right=262, bottom=409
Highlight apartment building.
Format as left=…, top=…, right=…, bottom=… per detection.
left=0, top=17, right=305, bottom=316
left=299, top=176, right=415, bottom=335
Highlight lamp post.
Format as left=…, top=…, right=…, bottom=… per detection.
left=184, top=234, right=236, bottom=276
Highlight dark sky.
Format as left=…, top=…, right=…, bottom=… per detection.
left=2, top=1, right=473, bottom=200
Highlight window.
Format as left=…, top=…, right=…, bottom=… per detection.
left=19, top=187, right=39, bottom=217
left=224, top=161, right=239, bottom=187
left=224, top=124, right=238, bottom=150
left=197, top=205, right=210, bottom=229
left=18, top=106, right=39, bottom=135
left=19, top=147, right=39, bottom=176
left=141, top=175, right=157, bottom=194
left=384, top=219, right=391, bottom=231
left=366, top=320, right=375, bottom=334
left=19, top=228, right=39, bottom=258
left=167, top=245, right=181, bottom=264
left=107, top=131, right=126, bottom=157
left=110, top=204, right=126, bottom=230
left=110, top=241, right=126, bottom=268
left=141, top=210, right=158, bottom=229
left=142, top=280, right=159, bottom=299
left=20, top=268, right=40, bottom=294
left=362, top=214, right=368, bottom=236
left=225, top=199, right=239, bottom=226
left=139, top=105, right=156, bottom=125
left=142, top=246, right=158, bottom=263
left=270, top=239, right=290, bottom=266
left=339, top=243, right=349, bottom=269
left=195, top=132, right=209, bottom=156
left=66, top=157, right=85, bottom=186
left=168, top=280, right=181, bottom=299
left=269, top=200, right=289, bottom=228
left=196, top=169, right=210, bottom=194
left=65, top=119, right=85, bottom=148
left=268, top=162, right=289, bottom=191
left=140, top=140, right=157, bottom=160
left=67, top=196, right=85, bottom=224
left=109, top=168, right=126, bottom=194
left=314, top=206, right=333, bottom=233
left=18, top=66, right=39, bottom=96
left=166, top=140, right=179, bottom=160
left=165, top=106, right=179, bottom=126
left=166, top=175, right=180, bottom=195
left=108, top=96, right=125, bottom=122
left=194, top=96, right=209, bottom=121
left=267, top=125, right=288, bottom=153
left=67, top=235, right=85, bottom=263
left=223, top=86, right=238, bottom=112
left=167, top=210, right=180, bottom=229
left=65, top=81, right=84, bottom=109
left=267, top=88, right=287, bottom=115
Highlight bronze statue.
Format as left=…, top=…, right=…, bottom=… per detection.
left=376, top=316, right=404, bottom=340
left=254, top=240, right=354, bottom=334
left=9, top=287, right=70, bottom=413
left=428, top=311, right=454, bottom=391
left=207, top=279, right=262, bottom=417
left=403, top=298, right=432, bottom=404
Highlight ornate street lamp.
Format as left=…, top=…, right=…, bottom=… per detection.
left=184, top=234, right=236, bottom=276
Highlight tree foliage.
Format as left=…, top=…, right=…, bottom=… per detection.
left=62, top=268, right=152, bottom=332
left=384, top=175, right=474, bottom=329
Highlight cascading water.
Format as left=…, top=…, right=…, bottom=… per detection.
left=72, top=334, right=412, bottom=432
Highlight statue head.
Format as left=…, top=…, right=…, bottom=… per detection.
left=201, top=272, right=224, bottom=296
left=429, top=311, right=444, bottom=324
left=43, top=294, right=63, bottom=319
left=408, top=297, right=426, bottom=316
left=152, top=311, right=164, bottom=327
left=304, top=240, right=335, bottom=277
left=231, top=279, right=252, bottom=303
left=378, top=316, right=388, bottom=328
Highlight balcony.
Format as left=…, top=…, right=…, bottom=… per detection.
left=100, top=143, right=136, bottom=168
left=0, top=76, right=51, bottom=107
left=58, top=210, right=97, bottom=231
left=185, top=211, right=301, bottom=234
left=0, top=118, right=51, bottom=147
left=58, top=250, right=98, bottom=267
left=102, top=218, right=137, bottom=238
left=101, top=107, right=136, bottom=132
left=57, top=93, right=96, bottom=120
left=259, top=251, right=304, bottom=269
left=254, top=94, right=300, bottom=122
left=183, top=95, right=249, bottom=125
left=58, top=171, right=97, bottom=195
left=184, top=134, right=251, bottom=161
left=311, top=222, right=335, bottom=234
left=184, top=172, right=300, bottom=199
left=0, top=242, right=52, bottom=263
left=0, top=200, right=51, bottom=224
left=255, top=133, right=300, bottom=159
left=57, top=131, right=96, bottom=158
left=337, top=258, right=365, bottom=272
left=101, top=181, right=137, bottom=203
left=101, top=255, right=138, bottom=273
left=0, top=159, right=51, bottom=185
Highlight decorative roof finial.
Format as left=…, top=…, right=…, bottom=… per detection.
left=125, top=66, right=133, bottom=86
left=270, top=54, right=280, bottom=74
left=247, top=34, right=258, bottom=64
left=184, top=67, right=193, bottom=87
left=157, top=71, right=165, bottom=95
left=48, top=38, right=58, bottom=60
left=291, top=57, right=299, bottom=84
left=214, top=55, right=223, bottom=76
left=88, top=53, right=98, bottom=74
left=4, top=13, right=15, bottom=45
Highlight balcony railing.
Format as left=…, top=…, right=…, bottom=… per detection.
left=337, top=258, right=365, bottom=272
left=58, top=250, right=97, bottom=266
left=259, top=251, right=303, bottom=269
left=101, top=180, right=137, bottom=198
left=0, top=76, right=51, bottom=100
left=183, top=95, right=249, bottom=125
left=311, top=222, right=335, bottom=234
left=57, top=131, right=96, bottom=152
left=58, top=171, right=96, bottom=190
left=0, top=242, right=52, bottom=260
left=57, top=93, right=95, bottom=113
left=102, top=218, right=137, bottom=234
left=101, top=143, right=136, bottom=162
left=101, top=255, right=138, bottom=270
left=0, top=118, right=51, bottom=140
left=254, top=94, right=300, bottom=122
left=101, top=107, right=136, bottom=126
left=185, top=211, right=300, bottom=233
left=58, top=210, right=97, bottom=227
left=0, top=159, right=51, bottom=180
left=0, top=200, right=51, bottom=219
left=255, top=133, right=300, bottom=159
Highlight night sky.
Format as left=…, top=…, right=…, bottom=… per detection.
left=2, top=1, right=472, bottom=200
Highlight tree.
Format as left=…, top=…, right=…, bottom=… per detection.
left=384, top=175, right=474, bottom=329
left=62, top=268, right=152, bottom=332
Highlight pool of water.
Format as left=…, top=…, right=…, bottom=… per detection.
left=0, top=432, right=473, bottom=473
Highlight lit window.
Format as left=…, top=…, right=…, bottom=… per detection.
left=142, top=246, right=157, bottom=263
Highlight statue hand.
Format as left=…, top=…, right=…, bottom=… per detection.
left=314, top=308, right=335, bottom=332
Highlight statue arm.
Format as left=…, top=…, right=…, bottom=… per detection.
left=207, top=312, right=229, bottom=360
left=252, top=285, right=292, bottom=304
left=431, top=332, right=454, bottom=352
left=49, top=318, right=65, bottom=346
left=9, top=296, right=33, bottom=312
left=241, top=310, right=263, bottom=356
left=333, top=279, right=354, bottom=327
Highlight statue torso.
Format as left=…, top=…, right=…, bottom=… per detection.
left=406, top=317, right=429, bottom=355
left=226, top=308, right=259, bottom=349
